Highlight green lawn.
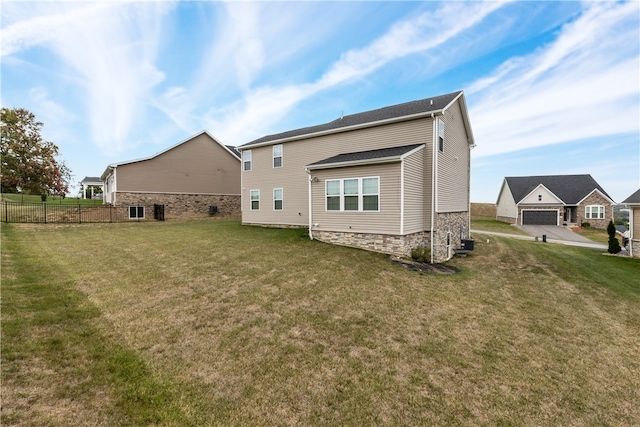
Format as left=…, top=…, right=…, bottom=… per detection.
left=2, top=221, right=639, bottom=426
left=0, top=193, right=101, bottom=205
left=471, top=218, right=528, bottom=235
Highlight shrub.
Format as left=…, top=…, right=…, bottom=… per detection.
left=411, top=245, right=431, bottom=263
left=607, top=220, right=622, bottom=254
left=582, top=222, right=590, bottom=229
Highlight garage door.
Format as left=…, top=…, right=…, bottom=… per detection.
left=522, top=210, right=557, bottom=225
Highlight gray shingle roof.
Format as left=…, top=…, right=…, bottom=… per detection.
left=306, top=144, right=423, bottom=169
left=505, top=174, right=613, bottom=204
left=622, top=188, right=640, bottom=204
left=225, top=145, right=241, bottom=159
left=240, top=91, right=462, bottom=147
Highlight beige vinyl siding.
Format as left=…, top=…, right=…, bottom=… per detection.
left=241, top=117, right=433, bottom=226
left=402, top=149, right=424, bottom=234
left=496, top=181, right=518, bottom=219
left=117, top=133, right=240, bottom=195
left=422, top=122, right=434, bottom=230
left=520, top=185, right=562, bottom=204
left=436, top=99, right=471, bottom=212
left=311, top=163, right=401, bottom=235
left=631, top=207, right=640, bottom=239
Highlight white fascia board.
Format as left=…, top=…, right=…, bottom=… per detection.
left=306, top=157, right=402, bottom=171
left=576, top=188, right=616, bottom=206
left=240, top=111, right=444, bottom=150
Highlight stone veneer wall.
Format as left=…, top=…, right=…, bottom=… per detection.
left=575, top=192, right=613, bottom=229
left=114, top=192, right=240, bottom=219
left=432, top=211, right=471, bottom=262
left=312, top=230, right=430, bottom=258
left=630, top=239, right=640, bottom=259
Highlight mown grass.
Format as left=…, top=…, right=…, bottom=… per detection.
left=2, top=220, right=639, bottom=426
left=471, top=218, right=528, bottom=235
left=0, top=193, right=101, bottom=205
left=569, top=226, right=611, bottom=245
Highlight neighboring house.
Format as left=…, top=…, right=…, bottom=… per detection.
left=496, top=174, right=615, bottom=228
left=79, top=176, right=103, bottom=199
left=622, top=188, right=640, bottom=258
left=101, top=131, right=241, bottom=220
left=237, top=90, right=475, bottom=263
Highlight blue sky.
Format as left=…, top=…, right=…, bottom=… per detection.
left=2, top=1, right=639, bottom=203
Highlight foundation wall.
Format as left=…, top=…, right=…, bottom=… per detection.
left=114, top=192, right=241, bottom=219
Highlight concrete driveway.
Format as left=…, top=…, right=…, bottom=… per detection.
left=516, top=225, right=594, bottom=243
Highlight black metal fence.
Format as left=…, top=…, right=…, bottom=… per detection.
left=0, top=201, right=156, bottom=224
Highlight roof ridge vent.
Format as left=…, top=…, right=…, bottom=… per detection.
left=430, top=99, right=433, bottom=105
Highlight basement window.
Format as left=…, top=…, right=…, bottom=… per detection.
left=129, top=206, right=144, bottom=219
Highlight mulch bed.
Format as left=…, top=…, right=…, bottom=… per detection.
left=388, top=255, right=460, bottom=274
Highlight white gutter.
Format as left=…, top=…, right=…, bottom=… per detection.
left=400, top=159, right=405, bottom=235
left=430, top=113, right=436, bottom=263
left=305, top=168, right=313, bottom=240
left=240, top=109, right=446, bottom=150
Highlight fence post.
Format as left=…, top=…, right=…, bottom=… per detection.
left=78, top=203, right=82, bottom=224
left=43, top=202, right=47, bottom=224
left=4, top=201, right=7, bottom=223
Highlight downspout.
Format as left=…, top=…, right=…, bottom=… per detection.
left=430, top=113, right=436, bottom=263
left=400, top=159, right=405, bottom=235
left=305, top=168, right=313, bottom=240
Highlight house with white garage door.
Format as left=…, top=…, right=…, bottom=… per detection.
left=496, top=174, right=614, bottom=228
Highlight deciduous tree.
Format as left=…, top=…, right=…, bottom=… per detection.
left=1, top=107, right=72, bottom=195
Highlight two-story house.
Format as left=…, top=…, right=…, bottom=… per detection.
left=237, top=91, right=475, bottom=263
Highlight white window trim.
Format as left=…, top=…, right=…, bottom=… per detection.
left=437, top=117, right=444, bottom=152
left=273, top=144, right=283, bottom=168
left=273, top=188, right=283, bottom=211
left=325, top=176, right=380, bottom=212
left=128, top=206, right=144, bottom=219
left=585, top=204, right=604, bottom=219
left=243, top=150, right=252, bottom=171
left=250, top=189, right=260, bottom=211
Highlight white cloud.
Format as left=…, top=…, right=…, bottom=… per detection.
left=469, top=1, right=640, bottom=158
left=2, top=1, right=175, bottom=153
left=204, top=1, right=509, bottom=145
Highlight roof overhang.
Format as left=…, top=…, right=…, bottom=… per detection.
left=240, top=111, right=444, bottom=151
left=305, top=144, right=425, bottom=171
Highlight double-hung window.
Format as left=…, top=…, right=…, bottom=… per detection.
left=250, top=189, right=260, bottom=210
left=437, top=117, right=444, bottom=152
left=325, top=177, right=379, bottom=212
left=243, top=150, right=252, bottom=171
left=273, top=145, right=283, bottom=168
left=585, top=205, right=604, bottom=219
left=273, top=188, right=283, bottom=211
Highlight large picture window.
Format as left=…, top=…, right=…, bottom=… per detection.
left=250, top=189, right=260, bottom=210
left=325, top=177, right=379, bottom=212
left=273, top=145, right=283, bottom=168
left=243, top=150, right=252, bottom=171
left=585, top=205, right=604, bottom=219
